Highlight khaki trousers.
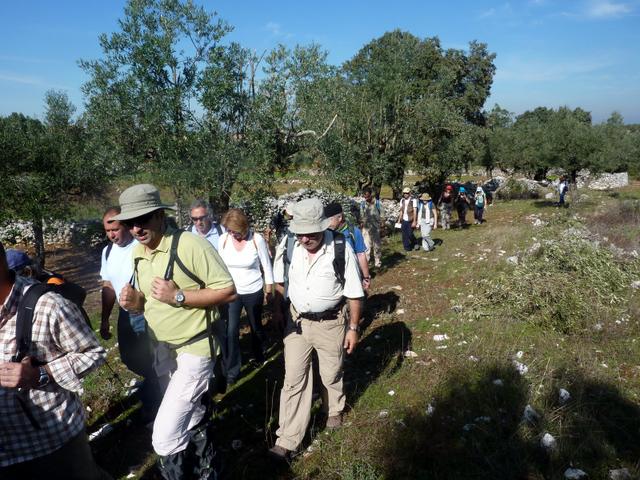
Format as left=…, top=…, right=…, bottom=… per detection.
left=362, top=226, right=382, bottom=267
left=275, top=306, right=347, bottom=451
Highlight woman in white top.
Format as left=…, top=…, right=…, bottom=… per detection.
left=219, top=208, right=274, bottom=384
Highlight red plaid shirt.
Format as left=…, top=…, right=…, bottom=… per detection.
left=0, top=275, right=106, bottom=466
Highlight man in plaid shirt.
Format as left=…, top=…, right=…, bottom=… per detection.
left=0, top=242, right=108, bottom=478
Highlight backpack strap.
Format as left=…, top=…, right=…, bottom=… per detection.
left=214, top=223, right=223, bottom=236
left=13, top=283, right=50, bottom=363
left=283, top=230, right=296, bottom=290
left=164, top=230, right=205, bottom=288
left=331, top=231, right=346, bottom=288
left=105, top=242, right=113, bottom=261
left=375, top=199, right=382, bottom=214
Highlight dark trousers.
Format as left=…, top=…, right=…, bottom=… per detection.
left=401, top=220, right=415, bottom=251
left=225, top=288, right=266, bottom=382
left=117, top=307, right=163, bottom=418
left=474, top=205, right=484, bottom=223
left=0, top=430, right=111, bottom=480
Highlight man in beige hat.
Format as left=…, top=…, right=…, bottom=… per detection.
left=397, top=187, right=418, bottom=251
left=417, top=193, right=438, bottom=252
left=114, top=184, right=236, bottom=478
left=269, top=198, right=364, bottom=462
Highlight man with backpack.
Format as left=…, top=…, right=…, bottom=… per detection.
left=417, top=193, right=438, bottom=251
left=100, top=206, right=163, bottom=424
left=190, top=199, right=226, bottom=251
left=268, top=198, right=364, bottom=462
left=397, top=187, right=418, bottom=251
left=114, top=184, right=236, bottom=479
left=359, top=187, right=383, bottom=268
left=325, top=202, right=371, bottom=291
left=0, top=241, right=108, bottom=479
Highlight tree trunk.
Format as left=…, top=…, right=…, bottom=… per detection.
left=173, top=187, right=186, bottom=228
left=32, top=217, right=46, bottom=269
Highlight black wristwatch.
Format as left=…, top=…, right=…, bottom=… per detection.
left=37, top=366, right=50, bottom=388
left=174, top=290, right=186, bottom=307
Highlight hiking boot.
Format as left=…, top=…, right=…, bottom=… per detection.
left=326, top=414, right=343, bottom=429
left=268, top=445, right=292, bottom=463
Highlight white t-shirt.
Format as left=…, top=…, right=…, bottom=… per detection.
left=218, top=232, right=274, bottom=295
left=100, top=240, right=137, bottom=302
left=401, top=198, right=418, bottom=221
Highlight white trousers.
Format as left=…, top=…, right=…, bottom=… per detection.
left=152, top=353, right=213, bottom=456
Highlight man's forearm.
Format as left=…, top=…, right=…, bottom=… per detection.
left=101, top=283, right=116, bottom=323
left=347, top=297, right=362, bottom=325
left=182, top=285, right=236, bottom=308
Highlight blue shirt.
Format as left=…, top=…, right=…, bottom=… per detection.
left=190, top=223, right=225, bottom=251
left=338, top=224, right=367, bottom=254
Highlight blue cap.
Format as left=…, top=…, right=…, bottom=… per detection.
left=6, top=249, right=31, bottom=271
left=459, top=186, right=466, bottom=193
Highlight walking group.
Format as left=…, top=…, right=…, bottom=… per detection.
left=397, top=184, right=489, bottom=252
left=0, top=183, right=387, bottom=479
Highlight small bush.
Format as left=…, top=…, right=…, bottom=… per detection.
left=467, top=234, right=639, bottom=334
left=495, top=178, right=541, bottom=201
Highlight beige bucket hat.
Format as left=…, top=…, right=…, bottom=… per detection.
left=288, top=198, right=331, bottom=234
left=112, top=184, right=175, bottom=221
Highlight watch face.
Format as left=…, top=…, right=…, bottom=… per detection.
left=176, top=292, right=185, bottom=303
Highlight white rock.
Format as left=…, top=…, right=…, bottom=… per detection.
left=594, top=323, right=604, bottom=332
left=426, top=404, right=435, bottom=416
left=397, top=309, right=405, bottom=314
left=493, top=379, right=504, bottom=387
left=631, top=281, right=640, bottom=289
left=379, top=410, right=389, bottom=418
left=564, top=468, right=587, bottom=479
left=128, top=379, right=137, bottom=387
left=126, top=474, right=136, bottom=479
left=540, top=432, right=557, bottom=450
left=433, top=334, right=449, bottom=342
left=468, top=355, right=479, bottom=362
left=451, top=305, right=463, bottom=313
left=609, top=468, right=632, bottom=480
left=507, top=256, right=519, bottom=265
left=523, top=404, right=539, bottom=423
left=516, top=351, right=524, bottom=359
left=513, top=360, right=529, bottom=375
left=388, top=390, right=395, bottom=396
left=545, top=192, right=555, bottom=200
left=86, top=406, right=92, bottom=413
left=559, top=388, right=571, bottom=404
left=435, top=345, right=448, bottom=350
left=403, top=350, right=418, bottom=358
left=392, top=285, right=403, bottom=291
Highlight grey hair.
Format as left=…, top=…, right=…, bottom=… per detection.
left=190, top=199, right=211, bottom=215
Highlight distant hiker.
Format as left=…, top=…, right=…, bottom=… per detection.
left=325, top=202, right=372, bottom=290
left=218, top=208, right=274, bottom=385
left=417, top=193, right=438, bottom=251
left=114, top=184, right=236, bottom=479
left=100, top=206, right=163, bottom=424
left=397, top=187, right=418, bottom=251
left=558, top=176, right=569, bottom=206
left=189, top=199, right=226, bottom=251
left=0, top=241, right=108, bottom=479
left=438, top=185, right=455, bottom=230
left=474, top=186, right=487, bottom=225
left=455, top=186, right=471, bottom=227
left=359, top=187, right=383, bottom=268
left=268, top=198, right=364, bottom=462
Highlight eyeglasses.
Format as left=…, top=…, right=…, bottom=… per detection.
left=228, top=229, right=244, bottom=238
left=295, top=232, right=323, bottom=240
left=122, top=211, right=156, bottom=228
left=190, top=215, right=208, bottom=222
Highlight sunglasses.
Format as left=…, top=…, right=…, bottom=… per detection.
left=122, top=211, right=156, bottom=228
left=190, top=215, right=208, bottom=222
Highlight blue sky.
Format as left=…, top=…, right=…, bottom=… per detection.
left=1, top=0, right=639, bottom=123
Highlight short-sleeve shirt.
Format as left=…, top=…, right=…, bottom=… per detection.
left=360, top=200, right=382, bottom=230
left=337, top=224, right=367, bottom=254
left=273, top=230, right=364, bottom=313
left=133, top=227, right=234, bottom=357
left=191, top=223, right=225, bottom=251
left=100, top=239, right=137, bottom=302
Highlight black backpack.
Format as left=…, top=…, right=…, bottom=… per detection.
left=13, top=277, right=89, bottom=364
left=282, top=229, right=346, bottom=289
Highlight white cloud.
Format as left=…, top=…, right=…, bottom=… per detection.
left=265, top=21, right=282, bottom=36
left=478, top=8, right=496, bottom=19
left=0, top=73, right=45, bottom=86
left=495, top=57, right=614, bottom=82
left=586, top=1, right=632, bottom=18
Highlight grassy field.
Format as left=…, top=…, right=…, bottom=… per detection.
left=77, top=185, right=640, bottom=479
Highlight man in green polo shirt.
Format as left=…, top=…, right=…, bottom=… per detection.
left=114, top=184, right=236, bottom=479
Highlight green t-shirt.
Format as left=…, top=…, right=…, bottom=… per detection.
left=133, top=227, right=234, bottom=357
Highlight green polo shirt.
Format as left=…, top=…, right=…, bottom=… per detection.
left=133, top=227, right=234, bottom=357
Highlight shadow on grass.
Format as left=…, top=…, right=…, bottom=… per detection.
left=360, top=291, right=401, bottom=331
left=533, top=200, right=559, bottom=208
left=375, top=363, right=640, bottom=479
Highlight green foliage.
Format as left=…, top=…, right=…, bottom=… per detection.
left=475, top=234, right=638, bottom=334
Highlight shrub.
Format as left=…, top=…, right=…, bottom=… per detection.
left=495, top=178, right=541, bottom=200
